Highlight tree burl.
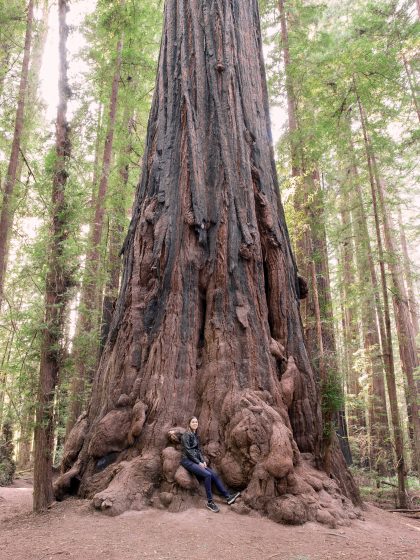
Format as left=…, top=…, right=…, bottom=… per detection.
left=55, top=0, right=361, bottom=526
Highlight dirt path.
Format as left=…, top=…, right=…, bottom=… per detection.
left=1, top=484, right=419, bottom=560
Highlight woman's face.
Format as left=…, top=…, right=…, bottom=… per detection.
left=189, top=417, right=198, bottom=431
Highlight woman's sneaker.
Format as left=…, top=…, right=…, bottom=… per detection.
left=206, top=501, right=220, bottom=513
left=226, top=492, right=240, bottom=505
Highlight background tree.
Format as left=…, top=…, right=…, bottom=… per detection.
left=33, top=0, right=72, bottom=512
left=0, top=0, right=34, bottom=306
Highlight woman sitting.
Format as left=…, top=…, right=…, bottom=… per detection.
left=180, top=416, right=240, bottom=513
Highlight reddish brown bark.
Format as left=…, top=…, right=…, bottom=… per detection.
left=345, top=137, right=391, bottom=474
left=397, top=207, right=419, bottom=344
left=355, top=83, right=407, bottom=507
left=0, top=0, right=34, bottom=306
left=56, top=0, right=360, bottom=524
left=33, top=0, right=72, bottom=512
left=66, top=37, right=124, bottom=434
left=371, top=157, right=420, bottom=474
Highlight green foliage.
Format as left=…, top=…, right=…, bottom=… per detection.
left=0, top=423, right=16, bottom=486
left=321, top=369, right=345, bottom=439
left=321, top=371, right=345, bottom=417
left=352, top=466, right=420, bottom=508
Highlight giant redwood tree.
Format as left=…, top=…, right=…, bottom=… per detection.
left=56, top=0, right=360, bottom=524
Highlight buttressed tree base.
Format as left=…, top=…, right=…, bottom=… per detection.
left=55, top=0, right=361, bottom=526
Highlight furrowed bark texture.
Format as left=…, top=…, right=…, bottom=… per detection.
left=56, top=0, right=361, bottom=524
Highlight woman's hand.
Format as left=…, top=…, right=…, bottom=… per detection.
left=199, top=462, right=207, bottom=469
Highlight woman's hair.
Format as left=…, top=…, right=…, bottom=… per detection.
left=187, top=416, right=198, bottom=430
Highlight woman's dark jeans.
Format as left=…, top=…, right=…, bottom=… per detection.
left=181, top=458, right=228, bottom=502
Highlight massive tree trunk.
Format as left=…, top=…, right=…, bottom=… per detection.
left=33, top=0, right=71, bottom=512
left=0, top=0, right=34, bottom=307
left=56, top=0, right=360, bottom=524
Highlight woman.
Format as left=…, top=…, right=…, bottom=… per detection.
left=181, top=416, right=240, bottom=512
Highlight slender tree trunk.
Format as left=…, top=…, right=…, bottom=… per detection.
left=90, top=103, right=104, bottom=207
left=33, top=0, right=71, bottom=512
left=7, top=7, right=51, bottom=466
left=402, top=54, right=420, bottom=123
left=28, top=0, right=49, bottom=102
left=0, top=327, right=15, bottom=429
left=346, top=148, right=391, bottom=475
left=66, top=36, right=124, bottom=434
left=0, top=0, right=34, bottom=307
left=355, top=82, right=407, bottom=507
left=55, top=0, right=360, bottom=521
left=397, top=207, right=419, bottom=341
left=17, top=408, right=34, bottom=469
left=370, top=155, right=420, bottom=474
left=338, top=192, right=369, bottom=466
left=278, top=0, right=299, bottom=173
left=0, top=371, right=7, bottom=430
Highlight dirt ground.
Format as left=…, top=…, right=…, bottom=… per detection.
left=1, top=481, right=419, bottom=560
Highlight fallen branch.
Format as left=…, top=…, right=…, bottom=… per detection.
left=324, top=532, right=348, bottom=539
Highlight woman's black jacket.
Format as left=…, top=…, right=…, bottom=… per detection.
left=181, top=431, right=205, bottom=464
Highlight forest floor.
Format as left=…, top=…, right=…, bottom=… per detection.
left=1, top=478, right=420, bottom=560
